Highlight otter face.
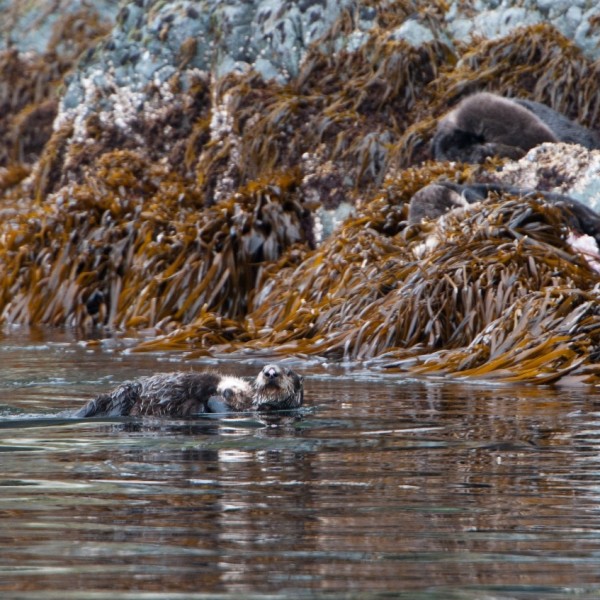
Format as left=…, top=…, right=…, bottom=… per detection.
left=217, top=375, right=252, bottom=398
left=252, top=364, right=304, bottom=410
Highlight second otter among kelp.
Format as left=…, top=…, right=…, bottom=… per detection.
left=407, top=181, right=600, bottom=243
left=432, top=92, right=600, bottom=162
left=73, top=364, right=304, bottom=417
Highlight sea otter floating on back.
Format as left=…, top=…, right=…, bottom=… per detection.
left=432, top=92, right=600, bottom=162
left=73, top=364, right=304, bottom=417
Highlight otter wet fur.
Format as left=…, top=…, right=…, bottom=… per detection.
left=432, top=92, right=600, bottom=163
left=73, top=364, right=304, bottom=418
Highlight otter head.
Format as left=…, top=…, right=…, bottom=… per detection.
left=252, top=364, right=304, bottom=411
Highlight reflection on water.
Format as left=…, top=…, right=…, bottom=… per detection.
left=1, top=332, right=600, bottom=598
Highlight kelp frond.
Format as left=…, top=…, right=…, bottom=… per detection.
left=405, top=287, right=600, bottom=384
left=136, top=192, right=600, bottom=385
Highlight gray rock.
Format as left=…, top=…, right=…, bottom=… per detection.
left=448, top=7, right=542, bottom=43
left=444, top=0, right=600, bottom=61
left=57, top=0, right=371, bottom=126
left=0, top=0, right=119, bottom=53
left=492, top=143, right=600, bottom=213
left=389, top=19, right=435, bottom=47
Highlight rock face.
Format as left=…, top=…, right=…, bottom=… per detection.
left=0, top=0, right=119, bottom=53
left=492, top=144, right=600, bottom=213
left=445, top=0, right=600, bottom=61
left=1, top=0, right=600, bottom=384
left=57, top=0, right=365, bottom=132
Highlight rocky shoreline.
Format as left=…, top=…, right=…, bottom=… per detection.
left=0, top=0, right=600, bottom=384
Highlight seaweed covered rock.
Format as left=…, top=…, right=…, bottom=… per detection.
left=408, top=286, right=600, bottom=385
left=0, top=0, right=600, bottom=385
left=0, top=1, right=114, bottom=189
left=138, top=183, right=600, bottom=383
left=0, top=152, right=310, bottom=330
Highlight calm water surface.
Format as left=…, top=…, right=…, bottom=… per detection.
left=1, top=332, right=600, bottom=599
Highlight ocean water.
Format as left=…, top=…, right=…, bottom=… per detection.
left=1, top=331, right=600, bottom=599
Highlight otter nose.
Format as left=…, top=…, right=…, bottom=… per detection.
left=264, top=366, right=279, bottom=380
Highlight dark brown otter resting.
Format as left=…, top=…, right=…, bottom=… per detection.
left=72, top=364, right=304, bottom=418
left=432, top=92, right=600, bottom=163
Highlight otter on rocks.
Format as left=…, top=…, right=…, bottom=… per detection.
left=73, top=364, right=304, bottom=418
left=408, top=181, right=600, bottom=248
left=432, top=92, right=600, bottom=163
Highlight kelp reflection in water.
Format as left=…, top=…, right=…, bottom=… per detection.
left=0, top=338, right=599, bottom=598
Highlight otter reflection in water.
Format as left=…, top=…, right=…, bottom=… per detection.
left=73, top=364, right=304, bottom=417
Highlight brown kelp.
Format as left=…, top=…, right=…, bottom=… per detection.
left=262, top=191, right=596, bottom=359
left=0, top=152, right=310, bottom=330
left=1, top=3, right=600, bottom=386
left=136, top=187, right=600, bottom=385
left=404, top=287, right=600, bottom=385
